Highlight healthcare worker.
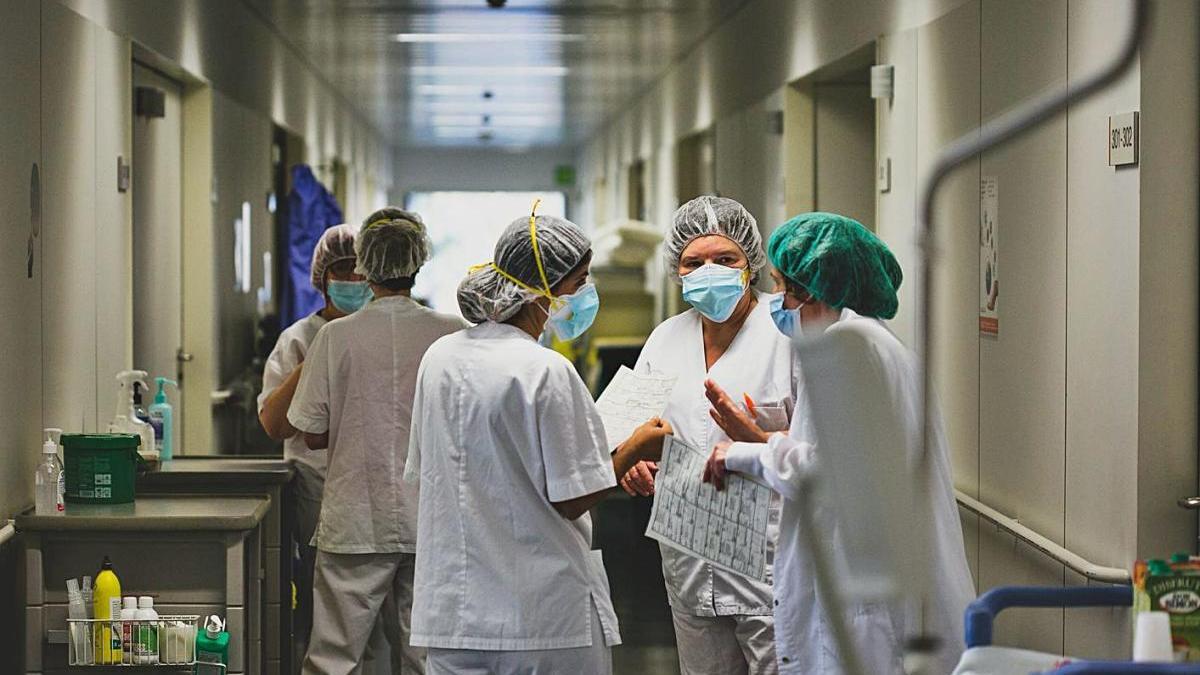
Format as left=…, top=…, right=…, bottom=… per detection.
left=701, top=212, right=975, bottom=674
left=619, top=196, right=792, bottom=675
left=289, top=209, right=467, bottom=675
left=257, top=222, right=366, bottom=651
left=405, top=209, right=672, bottom=675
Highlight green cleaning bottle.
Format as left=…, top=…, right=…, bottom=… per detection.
left=148, top=377, right=178, bottom=461
left=194, top=615, right=229, bottom=674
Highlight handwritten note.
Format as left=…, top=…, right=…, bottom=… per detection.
left=646, top=436, right=773, bottom=583
left=595, top=365, right=677, bottom=447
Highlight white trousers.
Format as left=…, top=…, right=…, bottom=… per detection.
left=671, top=608, right=778, bottom=675
left=425, top=600, right=611, bottom=675
left=303, top=550, right=425, bottom=675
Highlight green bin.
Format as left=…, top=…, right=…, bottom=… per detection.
left=62, top=433, right=140, bottom=504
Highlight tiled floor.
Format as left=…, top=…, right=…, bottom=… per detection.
left=594, top=493, right=681, bottom=675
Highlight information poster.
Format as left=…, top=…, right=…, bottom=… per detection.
left=979, top=177, right=999, bottom=335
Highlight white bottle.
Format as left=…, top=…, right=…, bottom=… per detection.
left=34, top=429, right=64, bottom=515
left=66, top=579, right=93, bottom=665
left=119, top=596, right=138, bottom=662
left=135, top=596, right=159, bottom=664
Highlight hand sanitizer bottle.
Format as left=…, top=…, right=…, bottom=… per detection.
left=35, top=428, right=64, bottom=515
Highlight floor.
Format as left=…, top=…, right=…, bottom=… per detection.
left=594, top=492, right=682, bottom=675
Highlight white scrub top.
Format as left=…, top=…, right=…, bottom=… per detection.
left=635, top=290, right=794, bottom=616
left=288, top=295, right=466, bottom=554
left=259, top=312, right=328, bottom=480
left=405, top=321, right=623, bottom=651
left=725, top=309, right=975, bottom=674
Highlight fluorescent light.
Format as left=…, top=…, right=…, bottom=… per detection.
left=432, top=114, right=552, bottom=128
left=394, top=32, right=583, bottom=43
left=415, top=83, right=561, bottom=97
left=409, top=65, right=569, bottom=77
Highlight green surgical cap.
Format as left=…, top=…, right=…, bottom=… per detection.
left=767, top=212, right=903, bottom=319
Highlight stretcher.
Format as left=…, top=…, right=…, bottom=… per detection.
left=953, top=585, right=1200, bottom=674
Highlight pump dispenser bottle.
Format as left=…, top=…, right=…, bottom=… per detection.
left=148, top=378, right=178, bottom=460
left=35, top=428, right=64, bottom=515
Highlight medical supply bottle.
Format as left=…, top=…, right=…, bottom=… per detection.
left=135, top=596, right=160, bottom=664
left=34, top=429, right=64, bottom=515
left=119, top=596, right=138, bottom=658
left=194, top=615, right=229, bottom=674
left=109, top=370, right=156, bottom=460
left=93, top=557, right=123, bottom=664
left=148, top=377, right=178, bottom=461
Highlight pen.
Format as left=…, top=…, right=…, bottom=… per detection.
left=743, top=393, right=758, bottom=418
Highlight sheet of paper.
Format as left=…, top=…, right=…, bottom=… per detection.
left=595, top=365, right=677, bottom=447
left=645, top=436, right=772, bottom=583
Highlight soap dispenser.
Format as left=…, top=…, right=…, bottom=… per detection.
left=148, top=378, right=178, bottom=461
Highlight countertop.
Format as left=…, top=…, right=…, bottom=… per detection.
left=137, top=455, right=294, bottom=489
left=15, top=494, right=271, bottom=532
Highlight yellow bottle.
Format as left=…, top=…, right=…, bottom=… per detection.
left=93, top=556, right=123, bottom=664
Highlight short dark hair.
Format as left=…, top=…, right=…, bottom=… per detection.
left=378, top=273, right=417, bottom=291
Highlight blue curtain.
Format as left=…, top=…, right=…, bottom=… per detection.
left=280, top=165, right=344, bottom=327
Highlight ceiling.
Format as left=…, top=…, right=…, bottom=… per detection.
left=257, top=0, right=752, bottom=149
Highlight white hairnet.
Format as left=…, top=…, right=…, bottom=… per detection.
left=664, top=196, right=765, bottom=283
left=310, top=224, right=358, bottom=290
left=354, top=209, right=432, bottom=284
left=457, top=214, right=591, bottom=324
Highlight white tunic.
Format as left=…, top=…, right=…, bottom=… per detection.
left=635, top=291, right=794, bottom=616
left=288, top=295, right=466, bottom=554
left=258, top=312, right=328, bottom=483
left=725, top=310, right=975, bottom=674
left=404, top=321, right=623, bottom=651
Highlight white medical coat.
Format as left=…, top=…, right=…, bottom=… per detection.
left=288, top=295, right=466, bottom=554
left=404, top=321, right=623, bottom=651
left=259, top=312, right=328, bottom=484
left=725, top=309, right=975, bottom=674
left=635, top=291, right=794, bottom=616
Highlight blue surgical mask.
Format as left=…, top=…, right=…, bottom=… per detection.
left=681, top=263, right=749, bottom=322
left=546, top=283, right=600, bottom=341
left=769, top=292, right=808, bottom=339
left=327, top=280, right=372, bottom=314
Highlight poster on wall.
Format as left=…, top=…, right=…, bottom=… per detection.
left=979, top=177, right=999, bottom=335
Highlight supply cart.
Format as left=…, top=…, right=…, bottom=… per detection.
left=954, top=585, right=1200, bottom=674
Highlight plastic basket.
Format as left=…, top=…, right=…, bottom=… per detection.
left=66, top=615, right=199, bottom=666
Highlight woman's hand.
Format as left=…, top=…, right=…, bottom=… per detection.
left=704, top=379, right=769, bottom=443
left=702, top=441, right=731, bottom=490
left=619, top=461, right=658, bottom=496
left=628, top=417, right=673, bottom=462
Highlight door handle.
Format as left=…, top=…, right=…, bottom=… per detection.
left=1178, top=497, right=1200, bottom=510
left=177, top=349, right=194, bottom=363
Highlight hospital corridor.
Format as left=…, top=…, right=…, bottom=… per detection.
left=2, top=1, right=1199, bottom=674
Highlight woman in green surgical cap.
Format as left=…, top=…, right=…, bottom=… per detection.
left=701, top=212, right=974, bottom=675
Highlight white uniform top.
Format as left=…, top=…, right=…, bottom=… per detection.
left=288, top=295, right=466, bottom=554
left=635, top=290, right=794, bottom=616
left=404, top=321, right=623, bottom=651
left=258, top=312, right=329, bottom=481
left=726, top=309, right=975, bottom=674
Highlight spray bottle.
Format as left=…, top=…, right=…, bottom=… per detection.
left=148, top=378, right=178, bottom=461
left=108, top=370, right=156, bottom=460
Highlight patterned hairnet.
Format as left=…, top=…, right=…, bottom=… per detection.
left=664, top=196, right=765, bottom=283
left=767, top=212, right=903, bottom=319
left=310, top=224, right=358, bottom=290
left=354, top=209, right=432, bottom=284
left=457, top=214, right=592, bottom=324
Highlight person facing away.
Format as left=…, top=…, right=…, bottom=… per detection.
left=257, top=222, right=366, bottom=653
left=702, top=212, right=975, bottom=674
left=620, top=196, right=794, bottom=675
left=289, top=208, right=468, bottom=675
left=404, top=209, right=672, bottom=675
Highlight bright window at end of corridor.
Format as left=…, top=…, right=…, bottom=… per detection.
left=405, top=191, right=567, bottom=316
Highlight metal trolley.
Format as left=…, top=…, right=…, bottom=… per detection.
left=963, top=585, right=1200, bottom=674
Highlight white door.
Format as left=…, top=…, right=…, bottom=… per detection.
left=132, top=62, right=183, bottom=452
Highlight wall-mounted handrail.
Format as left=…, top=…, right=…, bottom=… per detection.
left=956, top=490, right=1131, bottom=584
left=0, top=519, right=15, bottom=548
